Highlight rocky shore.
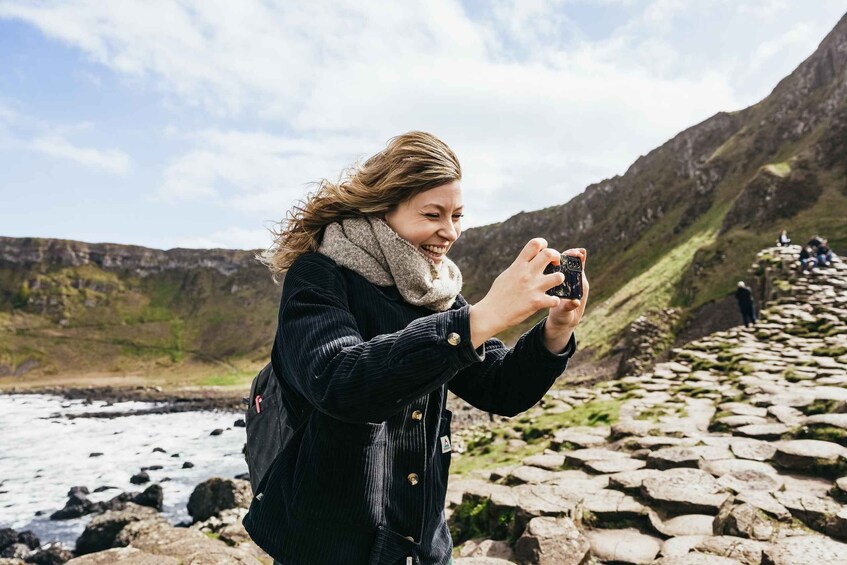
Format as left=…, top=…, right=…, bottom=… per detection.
left=446, top=246, right=847, bottom=564
left=0, top=477, right=270, bottom=565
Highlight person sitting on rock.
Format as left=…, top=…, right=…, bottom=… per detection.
left=817, top=239, right=833, bottom=267
left=777, top=229, right=791, bottom=247
left=799, top=246, right=817, bottom=274
left=735, top=281, right=756, bottom=328
left=806, top=235, right=822, bottom=250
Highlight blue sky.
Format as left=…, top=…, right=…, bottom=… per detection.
left=1, top=1, right=845, bottom=250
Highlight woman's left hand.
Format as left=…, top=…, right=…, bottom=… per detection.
left=547, top=248, right=589, bottom=330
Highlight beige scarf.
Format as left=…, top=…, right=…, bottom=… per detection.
left=318, top=216, right=462, bottom=312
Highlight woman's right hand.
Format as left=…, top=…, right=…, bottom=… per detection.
left=469, top=238, right=565, bottom=348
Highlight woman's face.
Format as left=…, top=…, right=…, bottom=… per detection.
left=384, top=180, right=463, bottom=265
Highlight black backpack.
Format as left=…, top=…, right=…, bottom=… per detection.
left=243, top=362, right=311, bottom=494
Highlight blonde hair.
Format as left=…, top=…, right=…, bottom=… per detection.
left=259, top=131, right=462, bottom=280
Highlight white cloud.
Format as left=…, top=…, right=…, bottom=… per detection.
left=0, top=101, right=131, bottom=174
left=1, top=0, right=845, bottom=242
left=30, top=135, right=130, bottom=174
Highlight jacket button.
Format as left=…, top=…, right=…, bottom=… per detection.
left=405, top=535, right=415, bottom=542
left=447, top=332, right=461, bottom=346
left=407, top=473, right=419, bottom=486
left=411, top=410, right=423, bottom=421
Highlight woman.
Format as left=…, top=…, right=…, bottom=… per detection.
left=243, top=131, right=588, bottom=565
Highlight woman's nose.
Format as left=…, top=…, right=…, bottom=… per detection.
left=439, top=220, right=459, bottom=242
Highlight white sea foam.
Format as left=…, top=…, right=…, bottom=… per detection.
left=0, top=394, right=247, bottom=548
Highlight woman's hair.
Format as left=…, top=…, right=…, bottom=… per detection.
left=259, top=131, right=462, bottom=280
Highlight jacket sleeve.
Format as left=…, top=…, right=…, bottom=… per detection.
left=447, top=307, right=576, bottom=417
left=274, top=254, right=486, bottom=424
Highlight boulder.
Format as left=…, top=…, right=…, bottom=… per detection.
left=584, top=528, right=661, bottom=564
left=713, top=500, right=775, bottom=541
left=75, top=503, right=162, bottom=555
left=513, top=517, right=589, bottom=565
left=458, top=539, right=515, bottom=560
left=186, top=478, right=252, bottom=522
left=641, top=468, right=732, bottom=515
left=66, top=546, right=179, bottom=564
left=762, top=534, right=847, bottom=565
left=21, top=543, right=73, bottom=565
left=132, top=485, right=163, bottom=512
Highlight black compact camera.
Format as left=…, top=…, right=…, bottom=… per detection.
left=544, top=254, right=583, bottom=300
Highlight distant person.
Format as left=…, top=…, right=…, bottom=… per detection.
left=807, top=235, right=822, bottom=250
left=777, top=229, right=791, bottom=247
left=817, top=239, right=833, bottom=266
left=799, top=246, right=817, bottom=274
left=735, top=281, right=756, bottom=328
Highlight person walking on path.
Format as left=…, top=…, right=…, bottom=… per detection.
left=735, top=281, right=756, bottom=327
left=243, top=131, right=589, bottom=565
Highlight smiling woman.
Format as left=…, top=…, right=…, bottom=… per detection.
left=245, top=131, right=588, bottom=564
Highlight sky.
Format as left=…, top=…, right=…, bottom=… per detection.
left=0, top=1, right=844, bottom=251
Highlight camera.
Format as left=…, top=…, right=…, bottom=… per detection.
left=544, top=254, right=583, bottom=300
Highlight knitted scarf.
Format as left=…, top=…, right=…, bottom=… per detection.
left=318, top=216, right=462, bottom=312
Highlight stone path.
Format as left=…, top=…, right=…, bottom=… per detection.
left=448, top=246, right=847, bottom=564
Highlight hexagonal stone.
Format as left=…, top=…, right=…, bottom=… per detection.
left=510, top=484, right=584, bottom=532
left=653, top=554, right=745, bottom=565
left=720, top=403, right=768, bottom=417
left=768, top=405, right=805, bottom=425
left=611, top=420, right=658, bottom=438
left=773, top=440, right=847, bottom=474
left=647, top=446, right=734, bottom=470
left=505, top=466, right=556, bottom=485
left=513, top=517, right=589, bottom=565
left=716, top=468, right=784, bottom=494
left=522, top=453, right=565, bottom=471
left=647, top=510, right=714, bottom=537
left=836, top=476, right=847, bottom=497
left=583, top=489, right=645, bottom=522
left=716, top=415, right=770, bottom=428
left=713, top=501, right=775, bottom=541
left=584, top=528, right=662, bottom=564
left=660, top=535, right=709, bottom=557
left=607, top=469, right=665, bottom=494
left=583, top=457, right=646, bottom=474
left=733, top=491, right=791, bottom=521
left=729, top=438, right=777, bottom=462
left=734, top=423, right=792, bottom=440
left=623, top=436, right=698, bottom=450
left=458, top=539, right=515, bottom=560
left=641, top=468, right=732, bottom=515
left=699, top=458, right=778, bottom=478
left=763, top=534, right=847, bottom=565
left=551, top=428, right=607, bottom=450
left=564, top=448, right=627, bottom=468
left=694, top=536, right=769, bottom=565
left=805, top=413, right=847, bottom=430
left=773, top=490, right=843, bottom=533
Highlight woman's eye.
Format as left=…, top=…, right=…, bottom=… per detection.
left=453, top=214, right=464, bottom=219
left=425, top=213, right=439, bottom=218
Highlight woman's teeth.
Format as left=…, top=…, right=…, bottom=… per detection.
left=421, top=244, right=446, bottom=259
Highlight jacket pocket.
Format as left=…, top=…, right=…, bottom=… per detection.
left=368, top=525, right=418, bottom=565
left=291, top=414, right=387, bottom=528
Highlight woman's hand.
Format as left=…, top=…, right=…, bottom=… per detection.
left=543, top=248, right=589, bottom=353
left=470, top=238, right=571, bottom=348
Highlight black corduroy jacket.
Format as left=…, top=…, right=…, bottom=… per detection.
left=242, top=252, right=576, bottom=564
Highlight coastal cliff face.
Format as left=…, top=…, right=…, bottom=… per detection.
left=0, top=238, right=280, bottom=377
left=449, top=13, right=847, bottom=351
left=2, top=14, right=847, bottom=378
left=0, top=237, right=259, bottom=276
